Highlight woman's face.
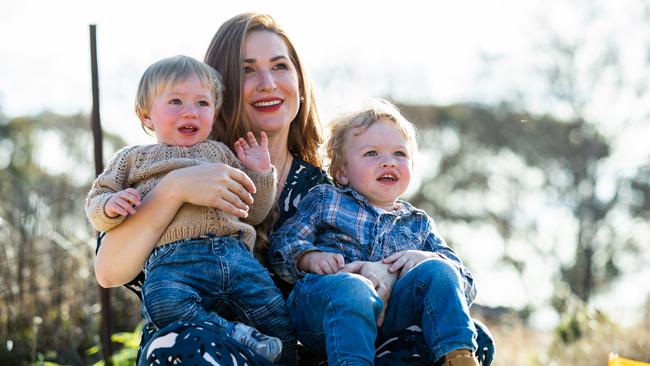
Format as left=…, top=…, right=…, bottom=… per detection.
left=242, top=30, right=301, bottom=138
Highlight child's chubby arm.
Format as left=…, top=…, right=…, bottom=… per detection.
left=85, top=147, right=139, bottom=232
left=297, top=251, right=345, bottom=274
left=268, top=185, right=327, bottom=283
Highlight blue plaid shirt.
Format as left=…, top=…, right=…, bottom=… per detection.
left=269, top=184, right=476, bottom=304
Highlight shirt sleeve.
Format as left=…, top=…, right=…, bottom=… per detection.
left=84, top=146, right=137, bottom=232
left=268, top=185, right=326, bottom=283
left=423, top=218, right=477, bottom=305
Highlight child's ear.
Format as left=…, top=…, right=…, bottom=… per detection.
left=140, top=115, right=154, bottom=130
left=334, top=168, right=349, bottom=186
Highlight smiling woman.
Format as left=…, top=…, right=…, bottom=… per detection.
left=93, top=12, right=495, bottom=366
left=96, top=13, right=329, bottom=366
left=242, top=31, right=301, bottom=135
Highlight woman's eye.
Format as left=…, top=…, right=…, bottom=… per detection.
left=364, top=151, right=377, bottom=157
left=169, top=98, right=182, bottom=105
left=244, top=66, right=254, bottom=73
left=273, top=63, right=288, bottom=70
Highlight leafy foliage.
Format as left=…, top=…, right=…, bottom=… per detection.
left=87, top=322, right=143, bottom=366
left=0, top=112, right=140, bottom=365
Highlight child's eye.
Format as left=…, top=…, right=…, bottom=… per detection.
left=169, top=98, right=182, bottom=105
left=197, top=100, right=210, bottom=107
left=363, top=151, right=377, bottom=157
left=394, top=151, right=407, bottom=157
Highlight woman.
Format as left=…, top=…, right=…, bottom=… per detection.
left=96, top=12, right=329, bottom=365
left=95, top=13, right=494, bottom=365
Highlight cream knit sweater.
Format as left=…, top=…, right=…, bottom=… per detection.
left=85, top=140, right=276, bottom=250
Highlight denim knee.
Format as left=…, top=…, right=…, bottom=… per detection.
left=290, top=273, right=383, bottom=325
left=330, top=273, right=383, bottom=314
left=292, top=273, right=382, bottom=364
left=410, top=258, right=463, bottom=292
left=142, top=282, right=202, bottom=329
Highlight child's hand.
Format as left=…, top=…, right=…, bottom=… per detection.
left=104, top=188, right=141, bottom=218
left=343, top=261, right=397, bottom=326
left=382, top=250, right=442, bottom=277
left=297, top=251, right=345, bottom=274
left=234, top=131, right=272, bottom=174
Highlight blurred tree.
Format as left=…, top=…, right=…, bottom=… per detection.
left=630, top=163, right=650, bottom=218
left=399, top=100, right=649, bottom=306
left=525, top=0, right=650, bottom=303
left=399, top=0, right=650, bottom=308
left=0, top=112, right=138, bottom=364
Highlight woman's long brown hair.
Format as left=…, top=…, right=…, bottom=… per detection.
left=204, top=13, right=324, bottom=259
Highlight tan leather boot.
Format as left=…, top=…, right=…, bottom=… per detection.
left=438, top=349, right=479, bottom=366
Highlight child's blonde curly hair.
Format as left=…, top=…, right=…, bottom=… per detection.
left=326, top=99, right=418, bottom=186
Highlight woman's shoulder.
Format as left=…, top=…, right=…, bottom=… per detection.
left=275, top=156, right=331, bottom=228
left=289, top=156, right=330, bottom=186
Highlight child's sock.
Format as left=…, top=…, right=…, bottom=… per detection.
left=228, top=322, right=283, bottom=363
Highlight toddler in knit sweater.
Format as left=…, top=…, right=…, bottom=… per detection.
left=85, top=55, right=292, bottom=363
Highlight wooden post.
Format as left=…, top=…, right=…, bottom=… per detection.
left=89, top=24, right=114, bottom=364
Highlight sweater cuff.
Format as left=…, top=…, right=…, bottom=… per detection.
left=87, top=196, right=127, bottom=232
left=248, top=166, right=277, bottom=192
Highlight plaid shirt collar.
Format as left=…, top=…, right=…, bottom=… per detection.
left=333, top=185, right=417, bottom=217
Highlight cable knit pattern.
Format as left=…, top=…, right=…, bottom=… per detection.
left=85, top=140, right=276, bottom=250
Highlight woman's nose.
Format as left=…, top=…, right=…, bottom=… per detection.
left=256, top=70, right=277, bottom=92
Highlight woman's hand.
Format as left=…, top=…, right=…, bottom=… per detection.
left=167, top=163, right=256, bottom=218
left=342, top=260, right=397, bottom=326
left=96, top=163, right=256, bottom=288
left=382, top=250, right=442, bottom=277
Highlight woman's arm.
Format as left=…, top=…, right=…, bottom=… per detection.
left=95, top=163, right=256, bottom=287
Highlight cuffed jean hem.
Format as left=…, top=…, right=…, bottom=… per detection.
left=431, top=337, right=478, bottom=362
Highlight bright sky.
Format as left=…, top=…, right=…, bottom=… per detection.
left=0, top=0, right=542, bottom=145
left=2, top=0, right=648, bottom=326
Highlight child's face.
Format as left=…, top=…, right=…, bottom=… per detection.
left=143, top=74, right=215, bottom=147
left=336, top=119, right=412, bottom=210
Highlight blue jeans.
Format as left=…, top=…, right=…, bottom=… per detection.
left=141, top=235, right=296, bottom=365
left=287, top=258, right=477, bottom=365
